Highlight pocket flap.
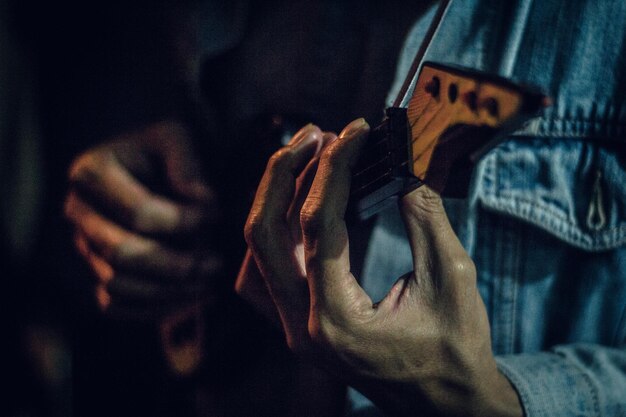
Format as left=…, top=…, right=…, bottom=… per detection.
left=476, top=138, right=626, bottom=252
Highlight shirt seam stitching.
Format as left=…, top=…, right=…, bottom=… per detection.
left=481, top=195, right=626, bottom=249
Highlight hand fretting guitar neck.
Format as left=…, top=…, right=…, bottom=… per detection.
left=349, top=62, right=548, bottom=220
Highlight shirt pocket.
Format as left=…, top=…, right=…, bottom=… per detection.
left=476, top=137, right=626, bottom=252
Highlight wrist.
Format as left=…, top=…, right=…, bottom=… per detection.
left=469, top=362, right=523, bottom=417
left=384, top=356, right=524, bottom=417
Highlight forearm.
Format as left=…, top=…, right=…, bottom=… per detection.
left=345, top=343, right=626, bottom=417
left=349, top=357, right=522, bottom=417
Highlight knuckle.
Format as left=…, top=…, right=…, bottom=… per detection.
left=443, top=254, right=478, bottom=306
left=244, top=214, right=271, bottom=249
left=267, top=147, right=294, bottom=174
left=450, top=255, right=476, bottom=281
left=299, top=203, right=325, bottom=236
left=301, top=203, right=341, bottom=240
left=409, top=187, right=444, bottom=215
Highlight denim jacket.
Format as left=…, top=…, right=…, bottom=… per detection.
left=350, top=1, right=626, bottom=415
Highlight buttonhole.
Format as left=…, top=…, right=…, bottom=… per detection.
left=586, top=170, right=606, bottom=231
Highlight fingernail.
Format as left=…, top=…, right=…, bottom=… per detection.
left=340, top=118, right=369, bottom=138
left=289, top=123, right=317, bottom=146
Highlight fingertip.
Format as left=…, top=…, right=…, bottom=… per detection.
left=289, top=123, right=323, bottom=146
left=338, top=118, right=370, bottom=139
left=319, top=119, right=370, bottom=167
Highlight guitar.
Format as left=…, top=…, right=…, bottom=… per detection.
left=350, top=61, right=548, bottom=220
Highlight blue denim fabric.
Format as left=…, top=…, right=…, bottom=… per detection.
left=350, top=0, right=626, bottom=415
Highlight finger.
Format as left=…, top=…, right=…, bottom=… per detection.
left=287, top=132, right=337, bottom=241
left=234, top=250, right=282, bottom=327
left=66, top=192, right=221, bottom=281
left=74, top=231, right=114, bottom=284
left=96, top=284, right=112, bottom=311
left=400, top=186, right=476, bottom=297
left=245, top=124, right=324, bottom=341
left=248, top=124, right=323, bottom=232
left=68, top=148, right=209, bottom=235
left=246, top=123, right=323, bottom=280
left=301, top=118, right=373, bottom=317
left=238, top=136, right=338, bottom=331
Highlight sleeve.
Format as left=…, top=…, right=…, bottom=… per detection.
left=496, top=343, right=626, bottom=417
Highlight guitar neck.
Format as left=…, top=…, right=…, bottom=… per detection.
left=350, top=108, right=417, bottom=219
left=349, top=62, right=547, bottom=220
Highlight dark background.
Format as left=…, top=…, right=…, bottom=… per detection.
left=3, top=1, right=424, bottom=416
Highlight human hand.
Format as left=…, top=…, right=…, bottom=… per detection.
left=243, top=118, right=523, bottom=417
left=64, top=121, right=221, bottom=320
left=237, top=123, right=348, bottom=417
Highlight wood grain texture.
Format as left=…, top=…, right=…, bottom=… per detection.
left=407, top=63, right=527, bottom=194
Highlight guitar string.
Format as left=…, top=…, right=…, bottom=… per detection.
left=353, top=116, right=425, bottom=189
left=353, top=84, right=438, bottom=191
left=409, top=97, right=439, bottom=143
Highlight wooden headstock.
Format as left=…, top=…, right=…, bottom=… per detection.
left=350, top=62, right=547, bottom=219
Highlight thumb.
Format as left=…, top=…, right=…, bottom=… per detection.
left=400, top=186, right=474, bottom=294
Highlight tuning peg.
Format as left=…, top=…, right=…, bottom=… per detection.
left=480, top=97, right=499, bottom=118
left=462, top=91, right=478, bottom=111
left=425, top=76, right=440, bottom=97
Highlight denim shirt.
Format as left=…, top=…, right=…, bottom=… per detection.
left=350, top=1, right=626, bottom=416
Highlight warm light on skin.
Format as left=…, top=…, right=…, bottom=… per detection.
left=96, top=284, right=112, bottom=310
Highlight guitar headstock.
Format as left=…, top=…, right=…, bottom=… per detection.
left=350, top=62, right=548, bottom=219
left=407, top=62, right=547, bottom=196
